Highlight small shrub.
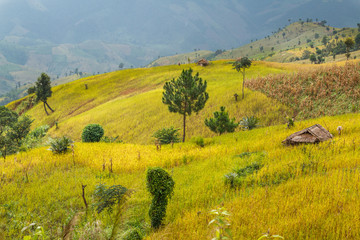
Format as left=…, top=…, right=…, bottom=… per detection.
left=240, top=116, right=259, bottom=130
left=191, top=137, right=204, bottom=147
left=205, top=106, right=238, bottom=135
left=93, top=184, right=129, bottom=214
left=93, top=184, right=132, bottom=240
left=49, top=136, right=73, bottom=154
left=122, top=228, right=142, bottom=240
left=234, top=152, right=253, bottom=158
left=100, top=136, right=123, bottom=143
left=152, top=127, right=180, bottom=145
left=146, top=167, right=175, bottom=229
left=20, top=125, right=50, bottom=151
left=27, top=86, right=36, bottom=95
left=286, top=117, right=295, bottom=128
left=225, top=161, right=263, bottom=188
left=82, top=124, right=104, bottom=142
left=28, top=125, right=49, bottom=139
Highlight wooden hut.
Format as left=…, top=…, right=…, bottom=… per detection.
left=197, top=59, right=210, bottom=67
left=282, top=124, right=333, bottom=145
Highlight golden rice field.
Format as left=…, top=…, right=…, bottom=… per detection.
left=3, top=60, right=360, bottom=239
left=2, top=111, right=360, bottom=239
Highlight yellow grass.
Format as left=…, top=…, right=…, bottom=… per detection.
left=2, top=112, right=360, bottom=239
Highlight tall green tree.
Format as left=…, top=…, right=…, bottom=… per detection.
left=233, top=57, right=252, bottom=99
left=344, top=38, right=355, bottom=60
left=205, top=106, right=238, bottom=135
left=310, top=54, right=317, bottom=64
left=162, top=68, right=209, bottom=142
left=35, top=73, right=54, bottom=115
left=0, top=107, right=32, bottom=159
left=355, top=33, right=360, bottom=49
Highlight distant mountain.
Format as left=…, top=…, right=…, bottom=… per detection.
left=0, top=0, right=360, bottom=95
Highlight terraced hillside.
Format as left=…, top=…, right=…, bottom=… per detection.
left=8, top=60, right=294, bottom=144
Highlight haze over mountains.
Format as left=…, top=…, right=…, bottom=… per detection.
left=0, top=0, right=360, bottom=94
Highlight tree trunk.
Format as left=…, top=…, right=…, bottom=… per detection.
left=45, top=101, right=55, bottom=112
left=43, top=102, right=49, bottom=115
left=242, top=71, right=245, bottom=99
left=182, top=113, right=186, bottom=142
left=2, top=144, right=6, bottom=161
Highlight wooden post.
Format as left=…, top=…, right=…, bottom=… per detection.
left=81, top=184, right=88, bottom=209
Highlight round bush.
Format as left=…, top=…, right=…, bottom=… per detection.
left=81, top=124, right=104, bottom=142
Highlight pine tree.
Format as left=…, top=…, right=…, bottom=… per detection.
left=205, top=106, right=238, bottom=135
left=162, top=68, right=209, bottom=142
left=35, top=73, right=54, bottom=115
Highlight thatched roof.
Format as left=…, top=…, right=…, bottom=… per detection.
left=282, top=124, right=333, bottom=145
left=197, top=59, right=209, bottom=66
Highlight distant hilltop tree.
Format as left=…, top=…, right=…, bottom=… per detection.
left=233, top=57, right=252, bottom=100
left=344, top=38, right=355, bottom=60
left=35, top=73, right=54, bottom=115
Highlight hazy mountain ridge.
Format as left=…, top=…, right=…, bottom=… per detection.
left=0, top=0, right=360, bottom=95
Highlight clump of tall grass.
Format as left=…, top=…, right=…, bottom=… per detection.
left=49, top=136, right=73, bottom=154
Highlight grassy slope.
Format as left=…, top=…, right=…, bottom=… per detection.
left=145, top=22, right=360, bottom=67
left=8, top=60, right=294, bottom=144
left=147, top=50, right=214, bottom=67
left=215, top=22, right=333, bottom=61
left=220, top=22, right=359, bottom=64
left=2, top=112, right=360, bottom=239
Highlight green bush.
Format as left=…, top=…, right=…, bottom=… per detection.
left=29, top=125, right=49, bottom=139
left=122, top=228, right=142, bottom=240
left=93, top=184, right=131, bottom=239
left=225, top=161, right=263, bottom=188
left=192, top=136, right=204, bottom=147
left=81, top=124, right=104, bottom=142
left=20, top=125, right=50, bottom=151
left=146, top=167, right=175, bottom=229
left=152, top=127, right=180, bottom=145
left=49, top=136, right=73, bottom=154
left=205, top=106, right=238, bottom=135
left=240, top=116, right=259, bottom=130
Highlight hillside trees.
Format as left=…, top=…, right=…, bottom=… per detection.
left=355, top=33, right=360, bottom=48
left=0, top=106, right=32, bottom=159
left=162, top=68, right=209, bottom=142
left=310, top=54, right=317, bottom=64
left=233, top=57, right=252, bottom=100
left=35, top=73, right=54, bottom=115
left=344, top=38, right=355, bottom=60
